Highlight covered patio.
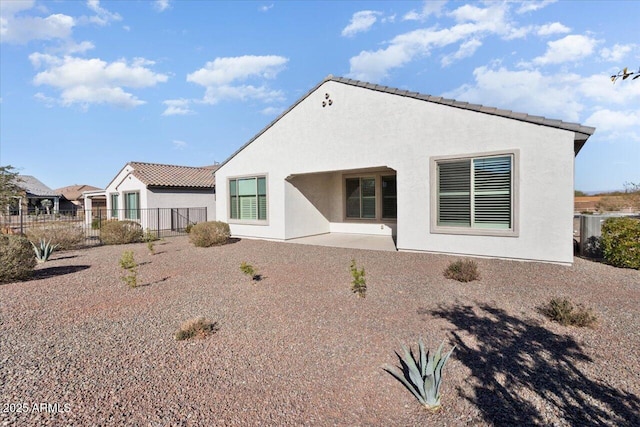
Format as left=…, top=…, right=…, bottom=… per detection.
left=286, top=232, right=397, bottom=251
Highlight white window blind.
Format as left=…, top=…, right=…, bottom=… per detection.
left=438, top=155, right=512, bottom=229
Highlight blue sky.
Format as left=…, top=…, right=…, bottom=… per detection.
left=1, top=0, right=638, bottom=192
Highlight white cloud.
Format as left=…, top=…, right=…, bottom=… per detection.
left=531, top=34, right=599, bottom=66
left=34, top=92, right=56, bottom=108
left=1, top=12, right=75, bottom=44
left=187, top=55, right=288, bottom=105
left=576, top=73, right=640, bottom=105
left=441, top=38, right=482, bottom=66
left=537, top=22, right=570, bottom=36
left=172, top=140, right=187, bottom=149
left=444, top=66, right=584, bottom=122
left=0, top=0, right=35, bottom=15
left=85, top=0, right=122, bottom=26
left=600, top=43, right=635, bottom=62
left=516, top=0, right=557, bottom=14
left=341, top=10, right=381, bottom=37
left=585, top=109, right=640, bottom=142
left=348, top=3, right=514, bottom=81
left=403, top=0, right=446, bottom=21
left=259, top=4, right=274, bottom=12
left=54, top=40, right=95, bottom=54
left=202, top=85, right=284, bottom=105
left=154, top=0, right=170, bottom=12
left=162, top=99, right=194, bottom=116
left=29, top=54, right=168, bottom=108
left=187, top=55, right=287, bottom=86
left=444, top=65, right=640, bottom=145
left=260, top=106, right=284, bottom=116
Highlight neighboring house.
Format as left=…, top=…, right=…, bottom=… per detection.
left=12, top=175, right=60, bottom=214
left=214, top=75, right=595, bottom=264
left=56, top=184, right=104, bottom=213
left=103, top=162, right=217, bottom=231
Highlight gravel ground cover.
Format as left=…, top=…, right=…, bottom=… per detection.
left=1, top=236, right=639, bottom=426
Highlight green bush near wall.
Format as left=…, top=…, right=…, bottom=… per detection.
left=600, top=217, right=640, bottom=269
left=189, top=221, right=230, bottom=247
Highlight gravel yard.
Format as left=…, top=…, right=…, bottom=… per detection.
left=1, top=236, right=639, bottom=426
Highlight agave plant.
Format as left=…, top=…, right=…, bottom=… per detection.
left=31, top=238, right=59, bottom=263
left=384, top=338, right=455, bottom=412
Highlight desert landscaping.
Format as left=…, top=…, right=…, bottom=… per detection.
left=1, top=236, right=639, bottom=426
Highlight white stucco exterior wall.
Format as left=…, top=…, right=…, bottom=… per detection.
left=216, top=80, right=578, bottom=264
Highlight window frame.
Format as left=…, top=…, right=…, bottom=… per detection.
left=430, top=150, right=519, bottom=237
left=123, top=191, right=140, bottom=221
left=342, top=172, right=397, bottom=222
left=110, top=193, right=119, bottom=218
left=227, top=174, right=269, bottom=225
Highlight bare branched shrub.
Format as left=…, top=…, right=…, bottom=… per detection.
left=174, top=317, right=218, bottom=340
left=0, top=235, right=36, bottom=283
left=26, top=223, right=84, bottom=250
left=444, top=259, right=480, bottom=282
left=100, top=220, right=143, bottom=245
left=538, top=298, right=598, bottom=328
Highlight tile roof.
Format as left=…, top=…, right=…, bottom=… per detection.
left=55, top=184, right=103, bottom=201
left=16, top=175, right=59, bottom=197
left=128, top=162, right=217, bottom=188
left=217, top=75, right=596, bottom=170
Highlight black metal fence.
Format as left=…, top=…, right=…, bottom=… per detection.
left=1, top=207, right=207, bottom=245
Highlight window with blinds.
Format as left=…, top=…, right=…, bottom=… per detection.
left=437, top=155, right=512, bottom=230
left=229, top=177, right=267, bottom=221
left=346, top=177, right=376, bottom=219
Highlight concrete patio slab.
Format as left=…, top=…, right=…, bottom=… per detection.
left=286, top=233, right=397, bottom=252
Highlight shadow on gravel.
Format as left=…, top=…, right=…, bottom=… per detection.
left=32, top=265, right=90, bottom=280
left=137, top=277, right=170, bottom=287
left=423, top=303, right=640, bottom=427
left=51, top=255, right=80, bottom=261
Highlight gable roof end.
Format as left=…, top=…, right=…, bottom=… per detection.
left=216, top=75, right=596, bottom=169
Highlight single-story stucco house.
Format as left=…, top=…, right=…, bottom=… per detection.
left=214, top=75, right=595, bottom=264
left=100, top=162, right=217, bottom=231
left=56, top=184, right=104, bottom=213
left=11, top=175, right=60, bottom=215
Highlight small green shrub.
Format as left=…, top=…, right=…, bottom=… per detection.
left=444, top=259, right=480, bottom=282
left=31, top=238, right=59, bottom=263
left=240, top=261, right=261, bottom=281
left=174, top=316, right=218, bottom=340
left=26, top=222, right=84, bottom=250
left=147, top=241, right=155, bottom=255
left=185, top=222, right=197, bottom=234
left=600, top=217, right=640, bottom=269
left=0, top=235, right=37, bottom=283
left=189, top=221, right=230, bottom=247
left=119, top=250, right=138, bottom=288
left=91, top=218, right=104, bottom=230
left=538, top=298, right=598, bottom=328
left=384, top=339, right=455, bottom=412
left=143, top=228, right=159, bottom=242
left=350, top=259, right=366, bottom=298
left=101, top=220, right=143, bottom=245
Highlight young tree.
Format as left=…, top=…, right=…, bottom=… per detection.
left=0, top=165, right=22, bottom=214
left=41, top=199, right=52, bottom=215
